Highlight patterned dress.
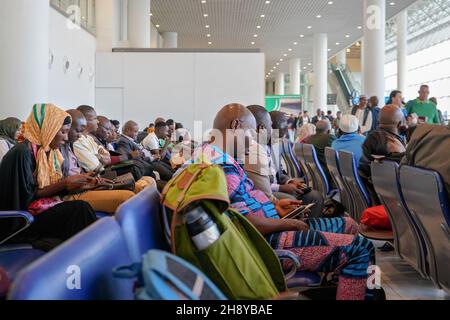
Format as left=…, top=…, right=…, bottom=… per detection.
left=191, top=144, right=376, bottom=300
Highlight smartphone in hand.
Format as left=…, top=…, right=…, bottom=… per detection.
left=281, top=203, right=315, bottom=220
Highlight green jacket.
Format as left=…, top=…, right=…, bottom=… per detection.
left=406, top=98, right=440, bottom=124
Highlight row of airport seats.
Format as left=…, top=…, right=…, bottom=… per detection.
left=282, top=140, right=449, bottom=294
left=2, top=186, right=322, bottom=300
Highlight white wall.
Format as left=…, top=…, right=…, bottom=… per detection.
left=48, top=8, right=96, bottom=108
left=96, top=52, right=265, bottom=131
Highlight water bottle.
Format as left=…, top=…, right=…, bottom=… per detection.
left=185, top=206, right=221, bottom=251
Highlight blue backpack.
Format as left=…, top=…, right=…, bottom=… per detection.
left=113, top=250, right=227, bottom=300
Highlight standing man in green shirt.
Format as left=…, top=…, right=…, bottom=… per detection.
left=406, top=85, right=441, bottom=124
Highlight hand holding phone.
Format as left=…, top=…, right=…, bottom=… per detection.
left=281, top=203, right=315, bottom=220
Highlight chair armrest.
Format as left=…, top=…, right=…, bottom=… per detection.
left=275, top=249, right=301, bottom=281
left=0, top=211, right=34, bottom=245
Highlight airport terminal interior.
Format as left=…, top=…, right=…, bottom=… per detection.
left=0, top=0, right=449, bottom=301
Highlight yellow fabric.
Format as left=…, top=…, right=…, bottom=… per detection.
left=24, top=104, right=71, bottom=189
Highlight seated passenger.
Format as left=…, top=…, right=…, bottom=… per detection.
left=90, top=115, right=114, bottom=150
left=296, top=123, right=316, bottom=144
left=0, top=117, right=22, bottom=163
left=60, top=110, right=135, bottom=214
left=246, top=105, right=324, bottom=218
left=401, top=123, right=450, bottom=199
left=332, top=115, right=366, bottom=164
left=141, top=121, right=174, bottom=180
left=305, top=120, right=336, bottom=184
left=0, top=104, right=97, bottom=251
left=359, top=105, right=406, bottom=205
left=190, top=103, right=375, bottom=300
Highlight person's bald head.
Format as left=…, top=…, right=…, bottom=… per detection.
left=122, top=120, right=139, bottom=141
left=66, top=109, right=87, bottom=143
left=95, top=116, right=112, bottom=141
left=212, top=104, right=257, bottom=157
left=316, top=120, right=331, bottom=134
left=270, top=111, right=288, bottom=139
left=379, top=104, right=405, bottom=134
left=247, top=105, right=272, bottom=145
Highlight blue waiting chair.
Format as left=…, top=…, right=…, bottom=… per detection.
left=116, top=186, right=169, bottom=263
left=371, top=161, right=428, bottom=277
left=9, top=218, right=135, bottom=300
left=400, top=166, right=450, bottom=293
left=338, top=151, right=393, bottom=241
left=325, top=147, right=353, bottom=214
left=302, top=144, right=337, bottom=199
left=0, top=212, right=45, bottom=288
left=115, top=186, right=321, bottom=291
left=293, top=143, right=312, bottom=188
left=281, top=139, right=303, bottom=179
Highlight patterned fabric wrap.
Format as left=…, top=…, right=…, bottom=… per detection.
left=24, top=104, right=71, bottom=189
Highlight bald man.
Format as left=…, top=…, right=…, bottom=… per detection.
left=359, top=104, right=407, bottom=204
left=247, top=105, right=324, bottom=217
left=186, top=103, right=376, bottom=300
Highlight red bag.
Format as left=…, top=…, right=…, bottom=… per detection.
left=360, top=206, right=392, bottom=231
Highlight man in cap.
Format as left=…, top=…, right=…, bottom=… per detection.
left=331, top=114, right=366, bottom=164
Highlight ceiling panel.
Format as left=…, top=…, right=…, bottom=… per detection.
left=151, top=0, right=418, bottom=77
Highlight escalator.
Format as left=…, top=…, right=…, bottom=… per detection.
left=329, top=63, right=361, bottom=110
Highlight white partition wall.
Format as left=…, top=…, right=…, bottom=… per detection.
left=95, top=51, right=265, bottom=131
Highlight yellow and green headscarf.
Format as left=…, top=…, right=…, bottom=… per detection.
left=24, top=104, right=71, bottom=189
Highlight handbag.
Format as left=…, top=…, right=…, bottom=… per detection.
left=95, top=173, right=136, bottom=192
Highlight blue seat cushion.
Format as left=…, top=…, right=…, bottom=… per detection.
left=0, top=245, right=45, bottom=280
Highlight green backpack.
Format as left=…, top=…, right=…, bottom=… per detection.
left=161, top=164, right=287, bottom=300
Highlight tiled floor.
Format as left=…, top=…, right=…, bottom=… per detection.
left=374, top=241, right=450, bottom=300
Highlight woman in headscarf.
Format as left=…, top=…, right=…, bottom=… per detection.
left=0, top=104, right=97, bottom=251
left=0, top=117, right=22, bottom=163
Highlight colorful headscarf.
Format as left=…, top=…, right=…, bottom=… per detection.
left=24, top=104, right=71, bottom=189
left=0, top=117, right=22, bottom=145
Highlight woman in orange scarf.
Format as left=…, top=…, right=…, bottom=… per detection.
left=0, top=104, right=97, bottom=251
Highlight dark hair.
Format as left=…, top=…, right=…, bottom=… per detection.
left=362, top=131, right=390, bottom=160
left=77, top=105, right=95, bottom=115
left=175, top=122, right=184, bottom=130
left=387, top=90, right=402, bottom=105
left=110, top=120, right=120, bottom=127
left=155, top=121, right=168, bottom=129
left=148, top=123, right=155, bottom=128
left=166, top=119, right=175, bottom=126
left=327, top=110, right=332, bottom=114
left=63, top=116, right=72, bottom=126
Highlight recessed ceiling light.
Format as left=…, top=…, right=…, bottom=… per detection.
left=303, top=66, right=307, bottom=69
left=345, top=34, right=350, bottom=38
left=357, top=26, right=362, bottom=29
left=280, top=58, right=284, bottom=61
left=149, top=13, right=153, bottom=16
left=300, top=34, right=304, bottom=38
left=336, top=42, right=340, bottom=45
left=307, top=26, right=312, bottom=29
left=293, top=42, right=298, bottom=45
left=316, top=15, right=322, bottom=18
left=328, top=1, right=334, bottom=4
left=201, top=0, right=206, bottom=3
left=308, top=63, right=312, bottom=66
left=265, top=1, right=271, bottom=4
left=260, top=14, right=265, bottom=18
left=328, top=48, right=331, bottom=52
left=347, top=48, right=351, bottom=53
left=276, top=62, right=280, bottom=66
left=257, top=25, right=261, bottom=29
left=288, top=48, right=292, bottom=52
left=207, top=34, right=211, bottom=37
left=155, top=24, right=160, bottom=28
left=254, top=34, right=258, bottom=38
left=205, top=25, right=210, bottom=28
left=390, top=2, right=395, bottom=5
left=251, top=41, right=255, bottom=45
left=203, top=13, right=208, bottom=17
left=208, top=41, right=212, bottom=45
left=273, top=67, right=276, bottom=70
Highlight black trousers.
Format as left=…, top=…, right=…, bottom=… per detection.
left=20, top=201, right=97, bottom=251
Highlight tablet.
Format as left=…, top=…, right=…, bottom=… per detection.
left=281, top=203, right=315, bottom=220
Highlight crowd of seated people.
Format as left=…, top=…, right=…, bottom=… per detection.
left=0, top=82, right=448, bottom=300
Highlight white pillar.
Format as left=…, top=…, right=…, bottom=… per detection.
left=336, top=50, right=347, bottom=67
left=289, top=58, right=301, bottom=95
left=128, top=0, right=151, bottom=48
left=266, top=81, right=275, bottom=95
left=0, top=0, right=49, bottom=120
left=96, top=0, right=121, bottom=51
left=118, top=0, right=129, bottom=47
left=313, top=33, right=328, bottom=110
left=162, top=32, right=178, bottom=49
left=363, top=0, right=386, bottom=102
left=360, top=38, right=365, bottom=93
left=275, top=73, right=285, bottom=95
left=397, top=10, right=407, bottom=94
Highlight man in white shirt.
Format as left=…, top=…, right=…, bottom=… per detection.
left=351, top=95, right=373, bottom=134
